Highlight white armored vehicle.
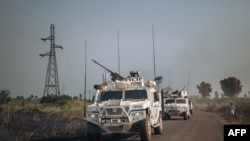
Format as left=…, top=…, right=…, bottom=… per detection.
left=163, top=89, right=191, bottom=120
left=84, top=60, right=163, bottom=141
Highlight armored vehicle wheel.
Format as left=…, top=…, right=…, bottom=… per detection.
left=164, top=113, right=171, bottom=120
left=184, top=112, right=188, bottom=120
left=87, top=122, right=101, bottom=141
left=154, top=113, right=163, bottom=134
left=190, top=109, right=193, bottom=114
left=139, top=114, right=151, bottom=141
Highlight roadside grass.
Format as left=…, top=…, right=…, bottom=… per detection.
left=191, top=97, right=250, bottom=124
left=2, top=97, right=249, bottom=123
left=0, top=100, right=90, bottom=113
left=0, top=100, right=91, bottom=140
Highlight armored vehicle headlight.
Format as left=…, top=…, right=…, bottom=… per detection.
left=164, top=108, right=168, bottom=112
left=88, top=107, right=98, bottom=111
left=164, top=106, right=170, bottom=111
left=87, top=112, right=99, bottom=119
left=131, top=111, right=146, bottom=122
left=131, top=111, right=144, bottom=117
left=181, top=107, right=187, bottom=111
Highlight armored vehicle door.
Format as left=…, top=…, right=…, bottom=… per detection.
left=151, top=91, right=161, bottom=119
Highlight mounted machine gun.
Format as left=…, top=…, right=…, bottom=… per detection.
left=92, top=59, right=125, bottom=81
left=171, top=86, right=187, bottom=98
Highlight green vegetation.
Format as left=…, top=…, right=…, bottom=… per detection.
left=0, top=98, right=91, bottom=114
left=197, top=81, right=212, bottom=98
left=0, top=90, right=11, bottom=104
left=0, top=99, right=92, bottom=140
left=191, top=96, right=250, bottom=124
left=40, top=94, right=73, bottom=105
left=193, top=76, right=249, bottom=124
left=196, top=76, right=243, bottom=98
left=220, top=76, right=243, bottom=97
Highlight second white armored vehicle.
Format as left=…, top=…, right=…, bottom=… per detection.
left=163, top=90, right=191, bottom=120
left=84, top=60, right=163, bottom=141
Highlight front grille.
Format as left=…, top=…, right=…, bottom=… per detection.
left=169, top=109, right=180, bottom=115
left=106, top=108, right=123, bottom=115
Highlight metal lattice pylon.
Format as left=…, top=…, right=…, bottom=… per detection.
left=40, top=24, right=63, bottom=97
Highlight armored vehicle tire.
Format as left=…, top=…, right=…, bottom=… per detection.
left=184, top=112, right=189, bottom=120
left=190, top=109, right=193, bottom=114
left=139, top=114, right=151, bottom=141
left=87, top=122, right=101, bottom=141
left=184, top=112, right=187, bottom=120
left=164, top=113, right=171, bottom=120
left=154, top=113, right=163, bottom=134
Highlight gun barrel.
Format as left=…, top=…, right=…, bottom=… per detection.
left=92, top=59, right=124, bottom=81
left=92, top=59, right=112, bottom=72
left=181, top=86, right=186, bottom=91
left=92, top=59, right=97, bottom=64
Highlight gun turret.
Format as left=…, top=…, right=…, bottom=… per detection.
left=92, top=59, right=125, bottom=81
left=171, top=86, right=186, bottom=97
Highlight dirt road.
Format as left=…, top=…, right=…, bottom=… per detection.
left=154, top=111, right=226, bottom=141
left=67, top=111, right=227, bottom=141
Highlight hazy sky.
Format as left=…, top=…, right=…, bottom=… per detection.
left=0, top=0, right=250, bottom=98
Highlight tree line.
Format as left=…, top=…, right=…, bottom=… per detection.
left=0, top=76, right=247, bottom=104
left=0, top=90, right=86, bottom=104
left=197, top=76, right=244, bottom=98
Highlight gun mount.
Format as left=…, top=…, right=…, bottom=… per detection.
left=171, top=86, right=186, bottom=98
left=92, top=59, right=125, bottom=81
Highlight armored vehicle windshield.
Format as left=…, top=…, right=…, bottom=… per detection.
left=176, top=99, right=186, bottom=104
left=165, top=99, right=175, bottom=104
left=125, top=90, right=148, bottom=100
left=99, top=91, right=122, bottom=101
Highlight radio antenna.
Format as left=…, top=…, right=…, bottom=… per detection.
left=117, top=28, right=120, bottom=74
left=152, top=24, right=156, bottom=79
